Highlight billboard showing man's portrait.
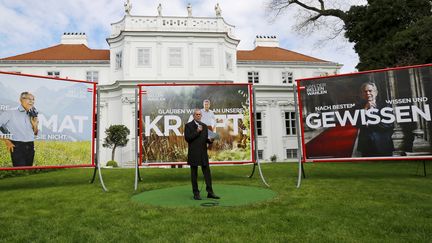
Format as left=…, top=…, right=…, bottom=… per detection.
left=297, top=64, right=432, bottom=161
left=139, top=84, right=253, bottom=164
left=0, top=72, right=95, bottom=169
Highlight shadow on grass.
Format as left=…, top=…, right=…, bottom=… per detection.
left=0, top=169, right=95, bottom=191
left=136, top=166, right=254, bottom=183
left=301, top=161, right=431, bottom=180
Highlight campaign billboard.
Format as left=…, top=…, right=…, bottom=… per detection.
left=297, top=64, right=432, bottom=162
left=138, top=83, right=253, bottom=164
left=0, top=72, right=96, bottom=170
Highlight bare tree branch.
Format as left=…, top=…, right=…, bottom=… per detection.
left=318, top=0, right=325, bottom=10
left=268, top=0, right=348, bottom=22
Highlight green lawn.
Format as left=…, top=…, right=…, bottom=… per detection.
left=0, top=141, right=91, bottom=167
left=0, top=162, right=431, bottom=242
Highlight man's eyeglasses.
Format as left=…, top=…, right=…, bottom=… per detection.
left=22, top=97, right=35, bottom=102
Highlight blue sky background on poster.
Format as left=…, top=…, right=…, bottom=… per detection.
left=0, top=74, right=93, bottom=141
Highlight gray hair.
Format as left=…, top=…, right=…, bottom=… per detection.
left=360, top=82, right=378, bottom=93
left=20, top=92, right=33, bottom=99
left=193, top=109, right=201, bottom=115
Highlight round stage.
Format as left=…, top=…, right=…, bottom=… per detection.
left=132, top=184, right=277, bottom=207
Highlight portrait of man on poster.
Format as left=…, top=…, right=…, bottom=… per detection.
left=0, top=92, right=39, bottom=167
left=354, top=82, right=394, bottom=157
left=200, top=99, right=216, bottom=132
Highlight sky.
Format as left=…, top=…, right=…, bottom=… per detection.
left=0, top=0, right=366, bottom=73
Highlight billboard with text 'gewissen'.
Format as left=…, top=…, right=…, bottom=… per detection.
left=297, top=64, right=432, bottom=162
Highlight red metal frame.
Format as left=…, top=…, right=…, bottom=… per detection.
left=91, top=83, right=96, bottom=166
left=295, top=63, right=432, bottom=163
left=0, top=71, right=96, bottom=170
left=0, top=71, right=96, bottom=84
left=296, top=63, right=432, bottom=82
left=296, top=85, right=307, bottom=163
left=137, top=82, right=251, bottom=87
left=143, top=161, right=253, bottom=167
left=137, top=82, right=255, bottom=166
left=248, top=84, right=256, bottom=163
left=0, top=164, right=92, bottom=171
left=138, top=85, right=143, bottom=166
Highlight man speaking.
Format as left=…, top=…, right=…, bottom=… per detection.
left=0, top=92, right=39, bottom=167
left=184, top=109, right=220, bottom=200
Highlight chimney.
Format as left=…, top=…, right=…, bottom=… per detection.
left=254, top=35, right=279, bottom=47
left=61, top=32, right=88, bottom=46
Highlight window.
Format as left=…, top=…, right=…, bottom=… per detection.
left=86, top=71, right=99, bottom=82
left=313, top=71, right=329, bottom=77
left=248, top=71, right=259, bottom=84
left=199, top=48, right=213, bottom=67
left=258, top=150, right=264, bottom=160
left=169, top=47, right=183, bottom=67
left=286, top=149, right=298, bottom=159
left=255, top=112, right=262, bottom=136
left=115, top=51, right=123, bottom=70
left=282, top=71, right=293, bottom=84
left=225, top=52, right=232, bottom=70
left=47, top=71, right=60, bottom=77
left=137, top=48, right=151, bottom=66
left=285, top=111, right=296, bottom=135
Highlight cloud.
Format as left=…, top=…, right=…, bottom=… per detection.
left=0, top=0, right=364, bottom=72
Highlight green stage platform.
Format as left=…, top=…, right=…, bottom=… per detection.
left=132, top=184, right=277, bottom=207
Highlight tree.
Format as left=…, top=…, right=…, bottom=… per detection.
left=102, top=125, right=130, bottom=161
left=268, top=0, right=432, bottom=71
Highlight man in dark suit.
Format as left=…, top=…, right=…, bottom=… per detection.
left=355, top=82, right=394, bottom=157
left=184, top=109, right=220, bottom=200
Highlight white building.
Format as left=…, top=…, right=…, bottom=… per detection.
left=0, top=4, right=341, bottom=165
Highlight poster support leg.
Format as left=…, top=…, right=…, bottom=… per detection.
left=137, top=166, right=142, bottom=181
left=251, top=86, right=269, bottom=187
left=423, top=160, right=427, bottom=177
left=134, top=162, right=139, bottom=191
left=90, top=163, right=97, bottom=183
left=257, top=159, right=269, bottom=187
left=248, top=163, right=256, bottom=178
left=95, top=87, right=108, bottom=191
left=294, top=86, right=303, bottom=188
left=134, top=88, right=141, bottom=191
left=301, top=162, right=306, bottom=179
left=96, top=154, right=108, bottom=192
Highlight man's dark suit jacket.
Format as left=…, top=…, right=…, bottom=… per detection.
left=184, top=120, right=211, bottom=166
left=355, top=100, right=394, bottom=157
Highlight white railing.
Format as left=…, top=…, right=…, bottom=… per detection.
left=110, top=16, right=235, bottom=38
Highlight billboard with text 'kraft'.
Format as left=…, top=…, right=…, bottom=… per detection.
left=139, top=84, right=253, bottom=164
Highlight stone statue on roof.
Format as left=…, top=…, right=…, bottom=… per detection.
left=215, top=3, right=222, bottom=17
left=157, top=3, right=162, bottom=16
left=124, top=0, right=132, bottom=15
left=187, top=3, right=192, bottom=17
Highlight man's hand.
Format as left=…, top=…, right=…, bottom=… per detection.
left=364, top=101, right=377, bottom=110
left=4, top=139, right=14, bottom=153
left=30, top=117, right=39, bottom=135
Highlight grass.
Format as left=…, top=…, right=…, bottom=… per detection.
left=0, top=141, right=91, bottom=167
left=0, top=162, right=431, bottom=242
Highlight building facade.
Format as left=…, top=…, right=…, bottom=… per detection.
left=0, top=4, right=341, bottom=165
